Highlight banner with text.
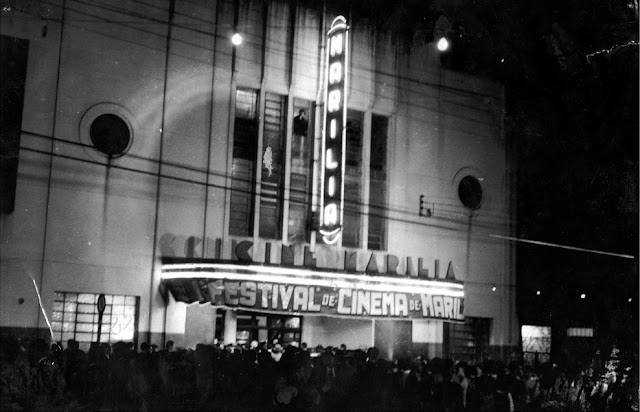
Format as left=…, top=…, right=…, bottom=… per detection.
left=162, top=278, right=464, bottom=321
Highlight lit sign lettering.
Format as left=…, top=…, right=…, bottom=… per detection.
left=160, top=261, right=465, bottom=321
left=319, top=16, right=349, bottom=244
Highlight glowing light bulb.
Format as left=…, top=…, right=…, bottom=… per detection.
left=492, top=286, right=497, bottom=292
left=231, top=33, right=243, bottom=46
left=437, top=37, right=449, bottom=52
left=536, top=290, right=541, bottom=295
left=580, top=293, right=586, bottom=299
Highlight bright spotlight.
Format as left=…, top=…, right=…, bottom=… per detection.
left=231, top=33, right=243, bottom=46
left=437, top=37, right=449, bottom=52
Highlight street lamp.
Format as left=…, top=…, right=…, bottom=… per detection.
left=437, top=37, right=450, bottom=52
left=231, top=33, right=243, bottom=46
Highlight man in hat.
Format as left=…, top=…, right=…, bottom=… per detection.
left=271, top=344, right=284, bottom=363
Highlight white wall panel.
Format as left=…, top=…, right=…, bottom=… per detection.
left=235, top=0, right=263, bottom=89
left=291, top=6, right=320, bottom=100
left=347, top=20, right=374, bottom=111
left=264, top=0, right=290, bottom=94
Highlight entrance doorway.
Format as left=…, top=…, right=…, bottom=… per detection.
left=236, top=312, right=302, bottom=346
left=374, top=319, right=412, bottom=360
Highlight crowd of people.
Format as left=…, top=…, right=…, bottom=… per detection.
left=1, top=335, right=637, bottom=411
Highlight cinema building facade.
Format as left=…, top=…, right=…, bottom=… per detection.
left=1, top=0, right=518, bottom=360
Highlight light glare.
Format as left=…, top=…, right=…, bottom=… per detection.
left=231, top=33, right=243, bottom=46
left=162, top=262, right=464, bottom=290
left=437, top=37, right=449, bottom=51
left=161, top=270, right=464, bottom=297
left=580, top=293, right=586, bottom=299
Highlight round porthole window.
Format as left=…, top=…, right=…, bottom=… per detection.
left=89, top=113, right=131, bottom=156
left=458, top=175, right=483, bottom=209
left=79, top=103, right=134, bottom=160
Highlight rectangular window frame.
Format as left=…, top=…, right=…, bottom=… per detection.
left=230, top=88, right=320, bottom=244
left=1, top=35, right=29, bottom=215
left=229, top=88, right=260, bottom=237
left=51, top=291, right=140, bottom=351
left=342, top=109, right=365, bottom=248
left=258, top=92, right=288, bottom=240
left=444, top=317, right=491, bottom=363
left=367, top=113, right=389, bottom=251
left=286, top=99, right=315, bottom=244
left=229, top=88, right=391, bottom=251
left=235, top=311, right=302, bottom=346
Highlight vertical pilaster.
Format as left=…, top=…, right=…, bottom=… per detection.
left=223, top=309, right=237, bottom=345
left=361, top=110, right=372, bottom=250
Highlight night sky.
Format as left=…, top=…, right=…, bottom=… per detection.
left=355, top=0, right=639, bottom=353
left=452, top=0, right=639, bottom=353
left=501, top=0, right=639, bottom=356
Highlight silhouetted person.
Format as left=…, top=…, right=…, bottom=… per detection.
left=293, top=109, right=308, bottom=136
left=64, top=339, right=87, bottom=397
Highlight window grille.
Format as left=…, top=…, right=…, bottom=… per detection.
left=567, top=327, right=593, bottom=337
left=343, top=110, right=363, bottom=248
left=288, top=99, right=314, bottom=243
left=259, top=93, right=286, bottom=239
left=51, top=292, right=138, bottom=351
left=521, top=325, right=552, bottom=366
left=445, top=317, right=491, bottom=363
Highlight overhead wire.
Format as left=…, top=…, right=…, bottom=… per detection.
left=5, top=3, right=514, bottom=240
left=7, top=3, right=505, bottom=170
left=19, top=129, right=513, bottom=235
left=15, top=0, right=505, bottom=106
left=10, top=8, right=499, bottom=143
left=15, top=1, right=602, bottom=260
left=6, top=1, right=632, bottom=300
left=5, top=4, right=508, bottom=216
left=20, top=126, right=515, bottom=222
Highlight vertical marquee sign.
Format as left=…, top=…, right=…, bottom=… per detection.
left=319, top=16, right=349, bottom=245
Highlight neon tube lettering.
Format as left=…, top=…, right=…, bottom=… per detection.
left=326, top=148, right=338, bottom=169
left=329, top=62, right=342, bottom=84
left=330, top=34, right=343, bottom=57
left=328, top=176, right=336, bottom=196
left=328, top=90, right=341, bottom=112
left=324, top=204, right=337, bottom=225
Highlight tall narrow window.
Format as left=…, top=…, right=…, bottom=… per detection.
left=259, top=93, right=286, bottom=239
left=0, top=35, right=29, bottom=215
left=230, top=89, right=259, bottom=236
left=343, top=110, right=363, bottom=248
left=288, top=99, right=313, bottom=243
left=368, top=115, right=388, bottom=250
